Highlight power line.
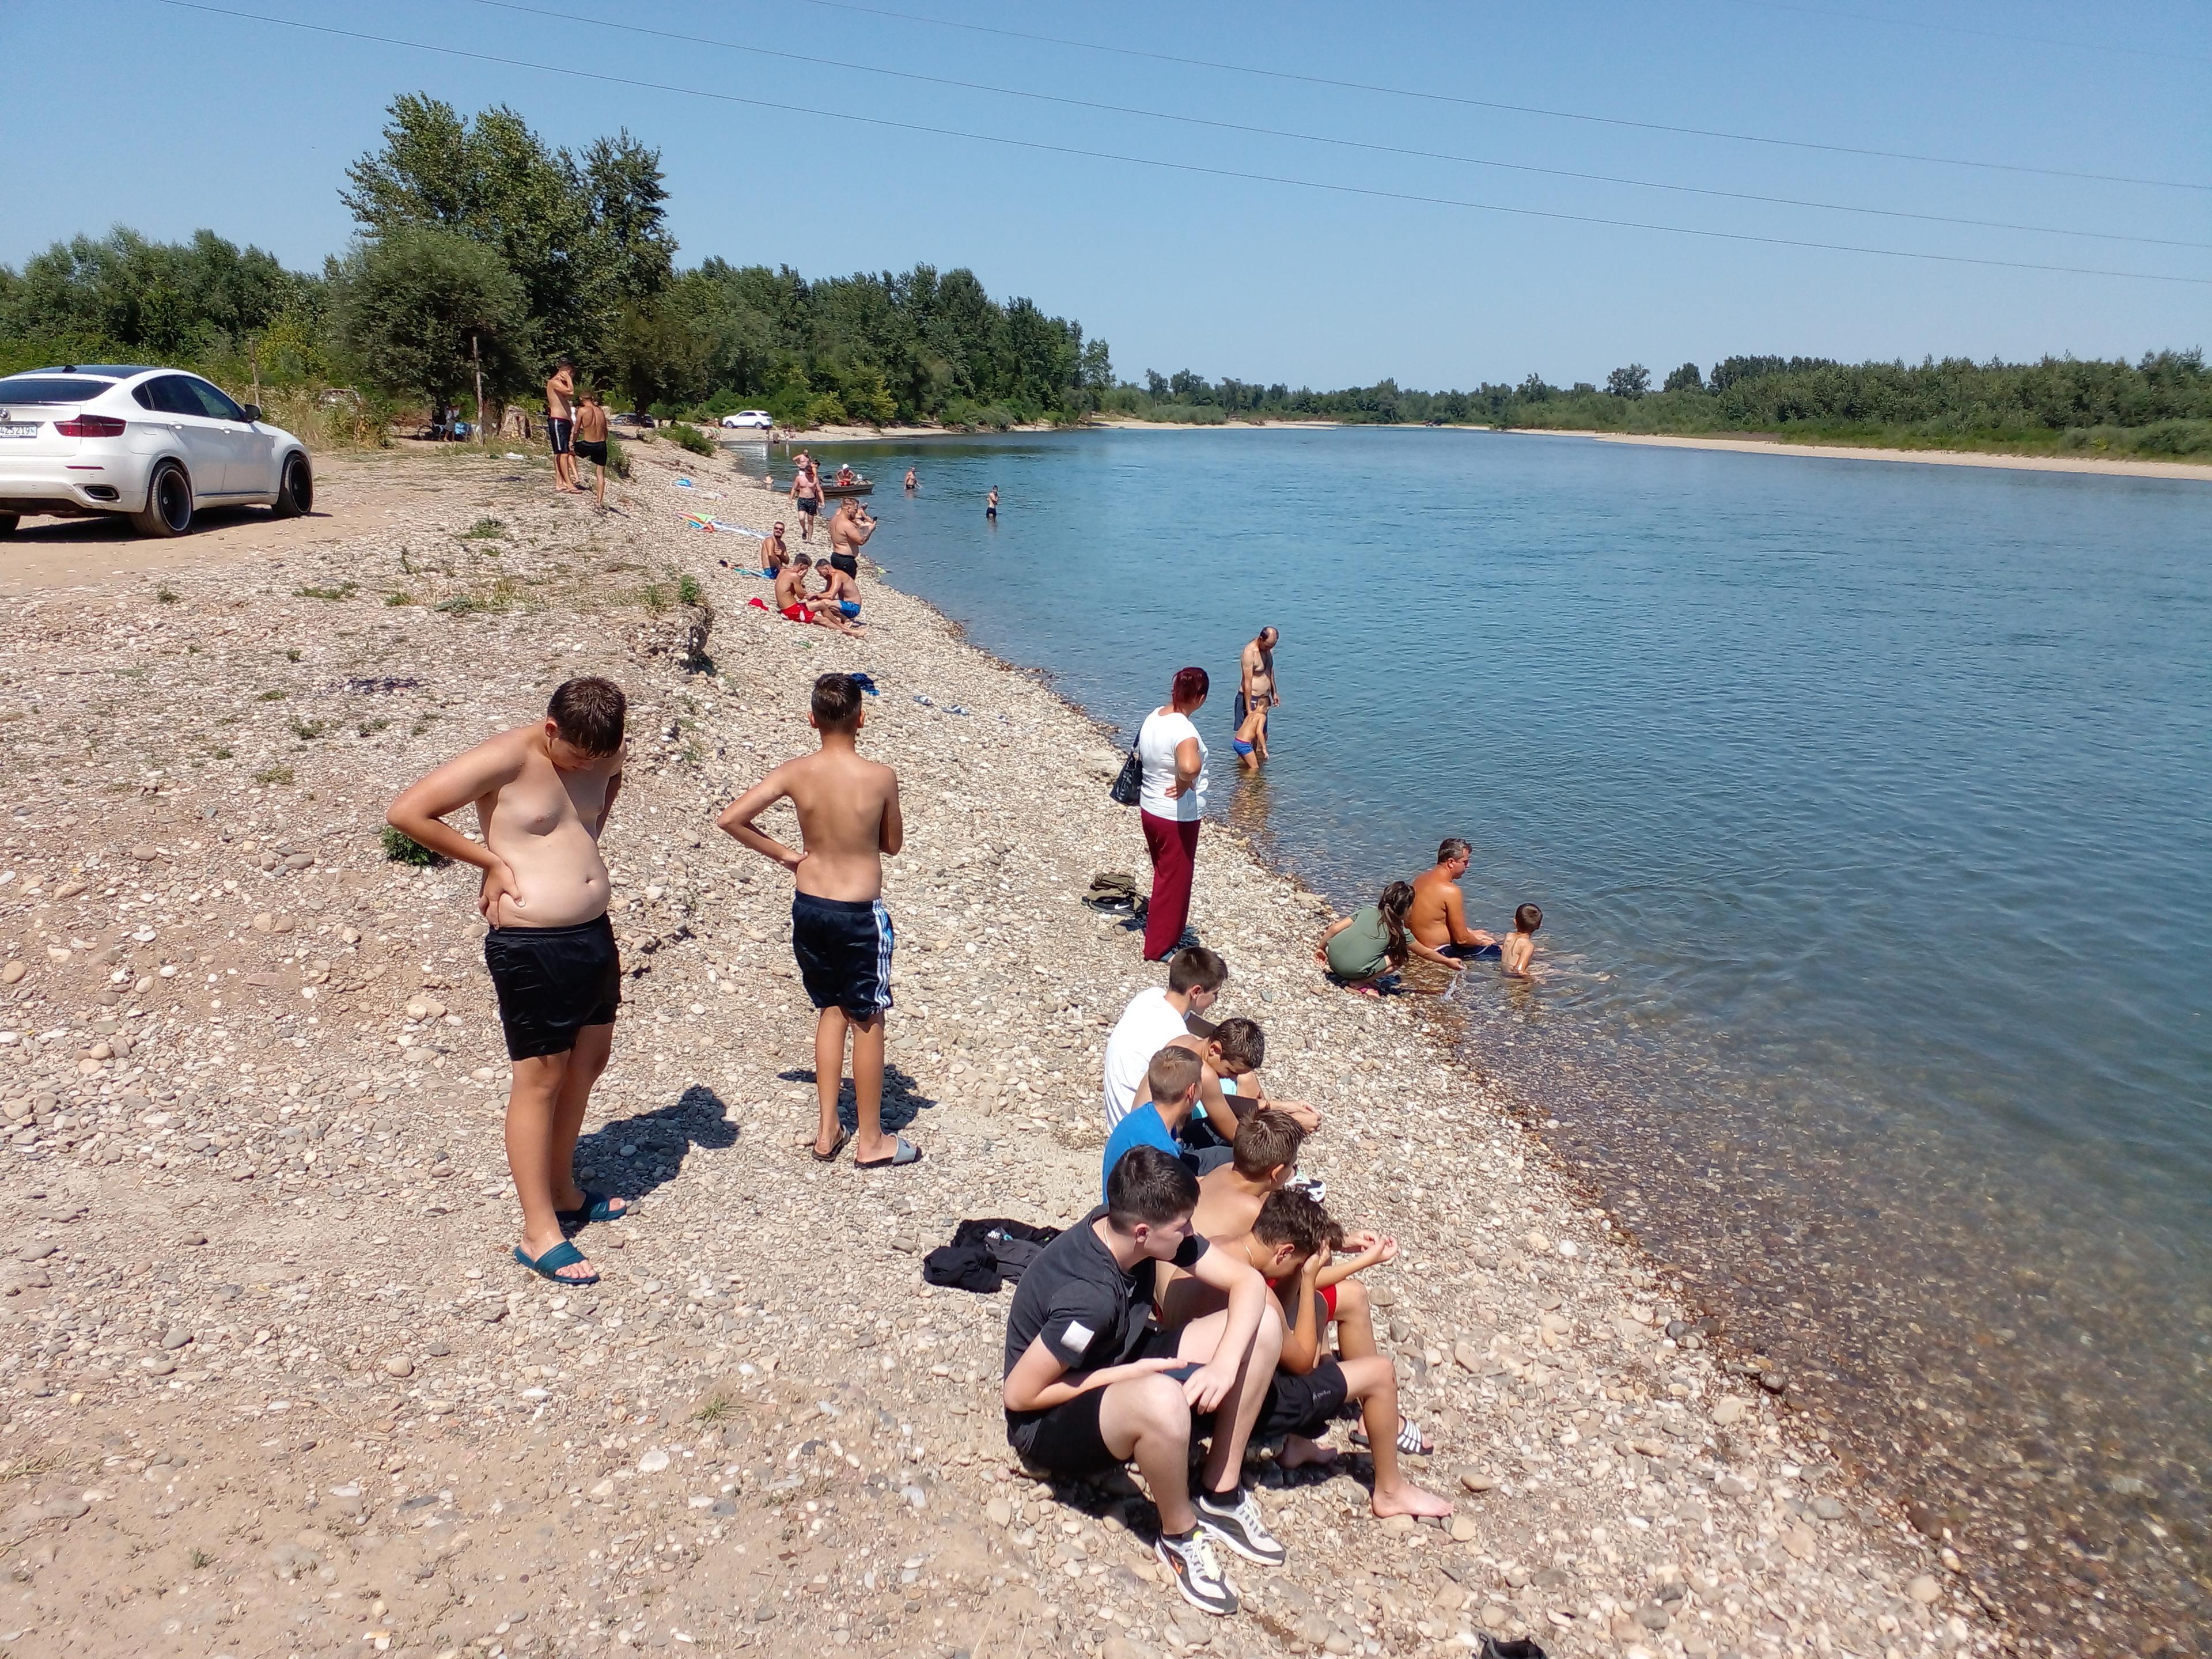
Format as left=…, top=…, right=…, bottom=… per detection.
left=777, top=0, right=2212, bottom=194
left=465, top=0, right=2212, bottom=252
left=144, top=0, right=2212, bottom=287
left=1706, top=0, right=2212, bottom=68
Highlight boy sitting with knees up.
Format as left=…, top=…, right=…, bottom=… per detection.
left=1173, top=1016, right=1321, bottom=1150
left=1002, top=1145, right=1288, bottom=1618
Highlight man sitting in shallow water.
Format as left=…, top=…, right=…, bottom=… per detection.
left=1407, top=838, right=1496, bottom=964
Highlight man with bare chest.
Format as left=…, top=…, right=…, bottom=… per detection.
left=827, top=499, right=874, bottom=581
left=718, top=673, right=917, bottom=1169
left=386, top=677, right=629, bottom=1285
left=1237, top=628, right=1279, bottom=744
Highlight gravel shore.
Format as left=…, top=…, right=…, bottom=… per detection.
left=0, top=441, right=1998, bottom=1659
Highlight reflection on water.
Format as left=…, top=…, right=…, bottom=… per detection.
left=812, top=426, right=2211, bottom=1651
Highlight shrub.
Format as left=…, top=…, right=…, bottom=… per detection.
left=676, top=573, right=704, bottom=607
left=380, top=825, right=441, bottom=866
left=605, top=435, right=631, bottom=479
left=668, top=423, right=716, bottom=457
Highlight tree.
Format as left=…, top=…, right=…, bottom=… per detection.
left=611, top=298, right=709, bottom=414
left=1662, top=361, right=1703, bottom=393
left=334, top=224, right=529, bottom=411
left=1606, top=363, right=1650, bottom=399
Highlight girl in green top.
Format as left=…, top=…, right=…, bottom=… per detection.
left=1316, top=881, right=1464, bottom=994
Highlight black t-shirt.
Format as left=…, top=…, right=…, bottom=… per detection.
left=1002, top=1207, right=1206, bottom=1397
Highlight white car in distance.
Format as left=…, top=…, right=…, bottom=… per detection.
left=0, top=364, right=313, bottom=538
left=718, top=409, right=774, bottom=430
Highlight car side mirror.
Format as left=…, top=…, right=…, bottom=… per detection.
left=241, top=404, right=261, bottom=423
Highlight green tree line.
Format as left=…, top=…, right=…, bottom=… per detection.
left=0, top=94, right=1105, bottom=433
left=1102, top=350, right=2212, bottom=456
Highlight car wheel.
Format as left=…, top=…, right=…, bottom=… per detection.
left=131, top=462, right=194, bottom=537
left=270, top=452, right=313, bottom=518
left=0, top=513, right=17, bottom=539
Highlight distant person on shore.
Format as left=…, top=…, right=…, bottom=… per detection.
left=828, top=498, right=875, bottom=579
left=814, top=556, right=865, bottom=624
left=986, top=485, right=999, bottom=520
left=790, top=452, right=823, bottom=540
left=717, top=673, right=916, bottom=1169
left=385, top=677, right=630, bottom=1287
left=1408, top=839, right=1498, bottom=960
left=1103, top=948, right=1225, bottom=1128
left=1000, top=1146, right=1286, bottom=1619
left=571, top=389, right=611, bottom=510
left=546, top=356, right=580, bottom=495
left=760, top=521, right=791, bottom=578
left=1500, top=903, right=1543, bottom=979
left=903, top=465, right=918, bottom=492
left=1316, top=881, right=1464, bottom=993
left=1138, top=668, right=1211, bottom=961
left=1236, top=627, right=1279, bottom=746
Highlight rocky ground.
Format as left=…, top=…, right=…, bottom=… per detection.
left=0, top=440, right=1999, bottom=1659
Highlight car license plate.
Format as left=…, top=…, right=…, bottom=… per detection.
left=0, top=422, right=38, bottom=438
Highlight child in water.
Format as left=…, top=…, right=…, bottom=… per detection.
left=1499, top=903, right=1542, bottom=979
left=1231, top=696, right=1268, bottom=768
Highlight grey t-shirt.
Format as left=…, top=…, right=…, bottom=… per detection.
left=1001, top=1207, right=1207, bottom=1450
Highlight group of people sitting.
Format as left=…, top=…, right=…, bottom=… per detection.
left=1319, top=838, right=1542, bottom=995
left=1001, top=946, right=1452, bottom=1620
left=749, top=499, right=877, bottom=636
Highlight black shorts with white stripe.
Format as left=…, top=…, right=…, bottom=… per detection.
left=791, top=892, right=895, bottom=1022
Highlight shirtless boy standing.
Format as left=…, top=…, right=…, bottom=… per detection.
left=545, top=357, right=579, bottom=494
left=571, top=390, right=611, bottom=509
left=1408, top=838, right=1498, bottom=960
left=718, top=673, right=917, bottom=1168
left=386, top=677, right=629, bottom=1286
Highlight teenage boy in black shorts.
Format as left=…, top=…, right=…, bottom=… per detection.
left=386, top=677, right=629, bottom=1286
left=717, top=673, right=916, bottom=1168
left=1003, top=1146, right=1287, bottom=1618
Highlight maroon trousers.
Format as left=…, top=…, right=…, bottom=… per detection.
left=1141, top=809, right=1201, bottom=961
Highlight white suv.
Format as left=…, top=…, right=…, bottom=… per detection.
left=719, top=410, right=774, bottom=430
left=0, top=364, right=313, bottom=538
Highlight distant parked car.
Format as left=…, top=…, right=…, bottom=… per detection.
left=0, top=364, right=311, bottom=538
left=719, top=410, right=774, bottom=430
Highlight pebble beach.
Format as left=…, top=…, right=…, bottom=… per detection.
left=0, top=437, right=2009, bottom=1659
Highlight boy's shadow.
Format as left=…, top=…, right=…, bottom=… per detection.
left=775, top=1063, right=937, bottom=1135
left=573, top=1085, right=739, bottom=1210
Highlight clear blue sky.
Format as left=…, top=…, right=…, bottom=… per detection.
left=5, top=0, right=2207, bottom=388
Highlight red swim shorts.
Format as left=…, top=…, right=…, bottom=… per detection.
left=780, top=603, right=812, bottom=623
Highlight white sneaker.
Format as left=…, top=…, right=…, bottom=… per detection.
left=1155, top=1527, right=1236, bottom=1616
left=1195, top=1484, right=1288, bottom=1566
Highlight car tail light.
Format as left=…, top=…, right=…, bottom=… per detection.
left=55, top=414, right=127, bottom=438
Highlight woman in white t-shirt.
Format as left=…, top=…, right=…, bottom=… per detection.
left=1135, top=666, right=1211, bottom=961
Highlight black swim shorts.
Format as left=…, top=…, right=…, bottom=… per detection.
left=829, top=551, right=859, bottom=579
left=573, top=438, right=608, bottom=465
left=483, top=913, right=621, bottom=1060
left=547, top=417, right=574, bottom=456
left=1256, top=1358, right=1351, bottom=1440
left=791, top=893, right=894, bottom=1021
left=1440, top=941, right=1502, bottom=960
left=796, top=497, right=819, bottom=517
left=1006, top=1328, right=1209, bottom=1471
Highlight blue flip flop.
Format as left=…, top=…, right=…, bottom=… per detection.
left=557, top=1188, right=628, bottom=1227
left=855, top=1136, right=923, bottom=1170
left=514, top=1238, right=600, bottom=1285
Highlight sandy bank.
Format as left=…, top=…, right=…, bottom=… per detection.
left=1505, top=426, right=2212, bottom=482
left=0, top=438, right=1999, bottom=1657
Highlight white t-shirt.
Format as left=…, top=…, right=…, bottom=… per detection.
left=1102, top=986, right=1194, bottom=1128
left=1137, top=709, right=1207, bottom=820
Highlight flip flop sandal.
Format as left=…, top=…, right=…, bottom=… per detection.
left=514, top=1238, right=600, bottom=1286
left=1351, top=1416, right=1432, bottom=1456
left=855, top=1135, right=923, bottom=1170
left=810, top=1128, right=851, bottom=1163
left=556, top=1188, right=628, bottom=1227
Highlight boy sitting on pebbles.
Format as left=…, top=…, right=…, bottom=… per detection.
left=1002, top=1145, right=1287, bottom=1618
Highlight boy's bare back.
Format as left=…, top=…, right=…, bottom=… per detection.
left=1499, top=931, right=1535, bottom=978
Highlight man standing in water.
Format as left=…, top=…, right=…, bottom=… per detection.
left=386, top=677, right=630, bottom=1285
left=718, top=673, right=919, bottom=1169
left=1237, top=627, right=1279, bottom=744
left=545, top=357, right=579, bottom=495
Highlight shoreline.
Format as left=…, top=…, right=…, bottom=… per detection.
left=0, top=444, right=2001, bottom=1657
left=1503, top=426, right=2212, bottom=482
